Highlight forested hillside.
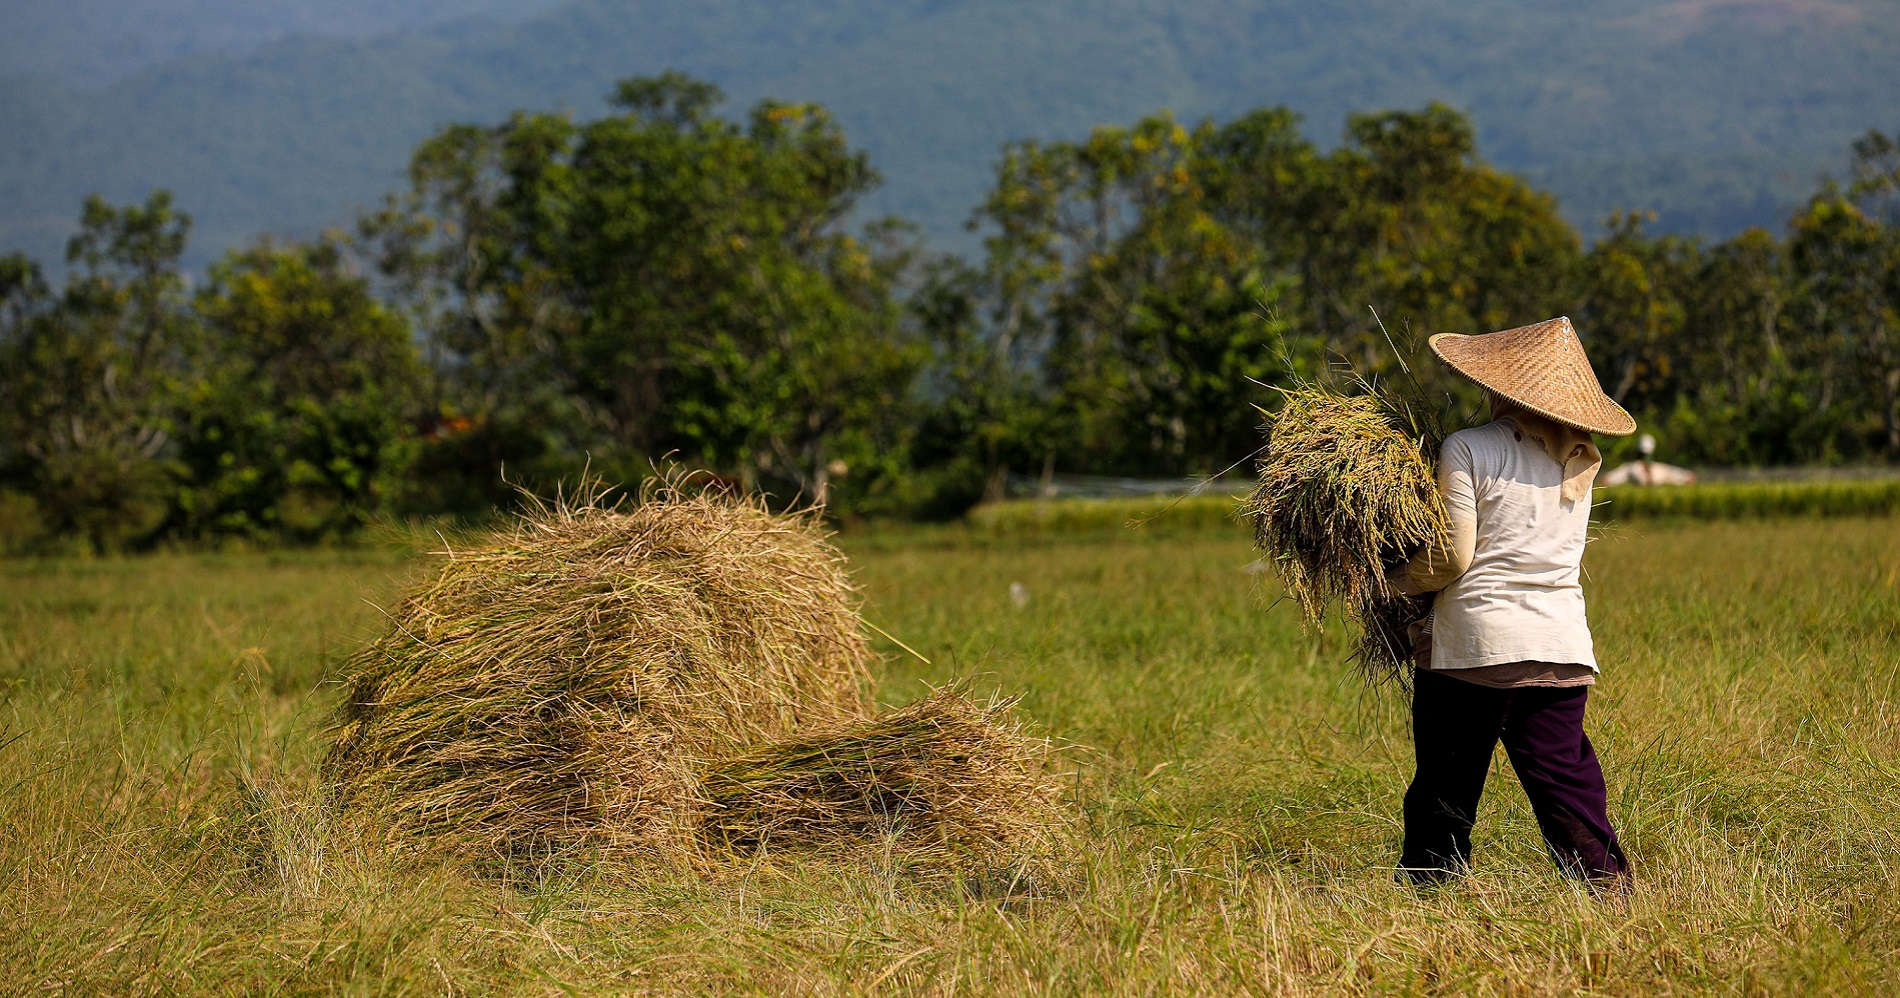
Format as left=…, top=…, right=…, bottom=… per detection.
left=3, top=0, right=1897, bottom=269
left=0, top=0, right=566, bottom=85
left=5, top=75, right=1898, bottom=551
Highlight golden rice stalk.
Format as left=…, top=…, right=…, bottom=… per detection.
left=1243, top=387, right=1447, bottom=680
left=699, top=686, right=1065, bottom=871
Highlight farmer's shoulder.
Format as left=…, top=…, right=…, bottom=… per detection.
left=1441, top=422, right=1515, bottom=464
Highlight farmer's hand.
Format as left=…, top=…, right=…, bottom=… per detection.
left=1385, top=561, right=1417, bottom=595
left=1406, top=614, right=1433, bottom=668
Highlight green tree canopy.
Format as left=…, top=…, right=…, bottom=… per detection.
left=961, top=103, right=1579, bottom=481
left=361, top=73, right=922, bottom=509
left=173, top=238, right=422, bottom=540
left=0, top=192, right=193, bottom=550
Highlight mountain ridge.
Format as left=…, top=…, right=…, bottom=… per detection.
left=3, top=0, right=1895, bottom=270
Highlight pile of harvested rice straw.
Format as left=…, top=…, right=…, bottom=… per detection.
left=325, top=481, right=1064, bottom=874
left=702, top=687, right=1061, bottom=863
left=1243, top=386, right=1449, bottom=680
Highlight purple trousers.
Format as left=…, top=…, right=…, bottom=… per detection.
left=1399, top=668, right=1629, bottom=884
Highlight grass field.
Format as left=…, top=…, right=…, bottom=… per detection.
left=4, top=516, right=1899, bottom=995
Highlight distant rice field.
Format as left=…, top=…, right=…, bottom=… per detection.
left=3, top=516, right=1897, bottom=994
left=967, top=477, right=1900, bottom=536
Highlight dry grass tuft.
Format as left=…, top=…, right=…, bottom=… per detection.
left=1243, top=387, right=1447, bottom=680
left=702, top=686, right=1064, bottom=870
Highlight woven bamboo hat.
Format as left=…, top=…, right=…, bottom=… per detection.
left=1428, top=316, right=1636, bottom=437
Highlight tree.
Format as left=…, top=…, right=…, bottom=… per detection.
left=0, top=192, right=194, bottom=550
left=1848, top=129, right=1900, bottom=228
left=362, top=73, right=921, bottom=509
left=965, top=103, right=1575, bottom=482
left=0, top=253, right=55, bottom=549
left=909, top=256, right=1056, bottom=505
left=1574, top=211, right=1700, bottom=415
left=1273, top=104, right=1579, bottom=376
left=356, top=118, right=575, bottom=516
left=1788, top=193, right=1899, bottom=457
left=1659, top=228, right=1795, bottom=464
left=174, top=238, right=422, bottom=539
left=973, top=112, right=1292, bottom=478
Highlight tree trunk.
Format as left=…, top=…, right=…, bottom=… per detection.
left=983, top=464, right=1008, bottom=504
left=1817, top=353, right=1835, bottom=414
left=1613, top=358, right=1638, bottom=404
left=811, top=444, right=830, bottom=508
left=1887, top=368, right=1900, bottom=456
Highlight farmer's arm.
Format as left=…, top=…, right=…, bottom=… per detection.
left=1391, top=439, right=1476, bottom=595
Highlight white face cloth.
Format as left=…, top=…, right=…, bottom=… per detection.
left=1491, top=398, right=1601, bottom=503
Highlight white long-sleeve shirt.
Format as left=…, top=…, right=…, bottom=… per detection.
left=1398, top=416, right=1599, bottom=679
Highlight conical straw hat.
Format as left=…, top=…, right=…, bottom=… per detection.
left=1428, top=317, right=1636, bottom=437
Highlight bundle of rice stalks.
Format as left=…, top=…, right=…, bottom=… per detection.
left=700, top=687, right=1063, bottom=869
left=1243, top=386, right=1448, bottom=680
left=324, top=481, right=874, bottom=865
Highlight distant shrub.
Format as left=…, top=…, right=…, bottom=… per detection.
left=1593, top=480, right=1900, bottom=520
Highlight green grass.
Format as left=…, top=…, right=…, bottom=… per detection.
left=963, top=493, right=1248, bottom=535
left=4, top=518, right=1899, bottom=994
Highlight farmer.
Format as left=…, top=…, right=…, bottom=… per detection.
left=1389, top=316, right=1634, bottom=888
